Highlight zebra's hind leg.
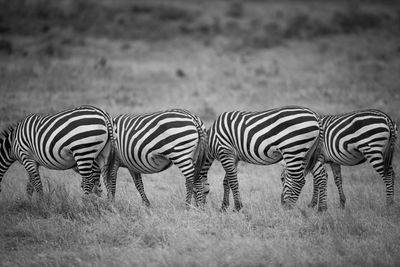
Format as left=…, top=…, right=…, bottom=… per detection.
left=362, top=147, right=395, bottom=206
left=382, top=166, right=395, bottom=206
left=386, top=167, right=395, bottom=206
left=170, top=157, right=195, bottom=208
left=129, top=170, right=150, bottom=207
left=330, top=163, right=346, bottom=208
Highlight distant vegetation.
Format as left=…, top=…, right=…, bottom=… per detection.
left=1, top=0, right=399, bottom=51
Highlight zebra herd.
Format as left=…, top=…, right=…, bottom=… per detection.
left=0, top=105, right=397, bottom=212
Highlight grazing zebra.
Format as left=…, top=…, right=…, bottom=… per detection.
left=301, top=109, right=397, bottom=211
left=0, top=105, right=115, bottom=197
left=199, top=106, right=321, bottom=211
left=105, top=109, right=208, bottom=207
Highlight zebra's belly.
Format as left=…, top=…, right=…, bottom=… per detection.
left=324, top=149, right=365, bottom=166
left=123, top=154, right=173, bottom=174
left=33, top=152, right=76, bottom=170
left=241, top=157, right=282, bottom=165
left=238, top=147, right=283, bottom=165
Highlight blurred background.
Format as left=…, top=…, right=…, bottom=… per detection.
left=1, top=0, right=399, bottom=126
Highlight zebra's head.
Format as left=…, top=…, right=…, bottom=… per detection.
left=280, top=167, right=291, bottom=207
left=280, top=167, right=305, bottom=209
left=193, top=176, right=210, bottom=205
left=0, top=124, right=17, bottom=191
left=80, top=177, right=103, bottom=197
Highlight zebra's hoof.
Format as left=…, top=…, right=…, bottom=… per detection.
left=386, top=200, right=394, bottom=206
left=307, top=202, right=317, bottom=208
left=234, top=205, right=243, bottom=212
left=220, top=205, right=228, bottom=212
left=317, top=207, right=327, bottom=212
left=282, top=204, right=293, bottom=210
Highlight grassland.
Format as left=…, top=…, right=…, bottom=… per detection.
left=1, top=0, right=400, bottom=266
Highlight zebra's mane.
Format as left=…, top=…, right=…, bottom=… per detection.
left=0, top=123, right=17, bottom=141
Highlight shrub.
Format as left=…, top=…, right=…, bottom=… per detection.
left=332, top=10, right=386, bottom=33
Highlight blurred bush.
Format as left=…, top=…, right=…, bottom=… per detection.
left=0, top=0, right=197, bottom=40
left=0, top=0, right=398, bottom=49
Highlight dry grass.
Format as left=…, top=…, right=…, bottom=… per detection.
left=1, top=0, right=400, bottom=266
left=1, top=164, right=400, bottom=266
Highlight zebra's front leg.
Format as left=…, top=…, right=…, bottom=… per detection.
left=281, top=166, right=306, bottom=209
left=221, top=175, right=230, bottom=211
left=23, top=159, right=43, bottom=198
left=103, top=159, right=119, bottom=201
left=308, top=173, right=319, bottom=208
left=184, top=172, right=195, bottom=209
left=221, top=158, right=242, bottom=212
left=330, top=163, right=346, bottom=208
left=26, top=180, right=34, bottom=197
left=81, top=174, right=95, bottom=195
left=129, top=170, right=151, bottom=207
left=193, top=178, right=208, bottom=207
left=314, top=162, right=328, bottom=212
left=193, top=156, right=214, bottom=207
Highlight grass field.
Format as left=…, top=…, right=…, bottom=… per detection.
left=1, top=0, right=400, bottom=266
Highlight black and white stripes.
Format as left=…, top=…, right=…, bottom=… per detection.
left=306, top=109, right=397, bottom=211
left=199, top=106, right=321, bottom=211
left=1, top=104, right=396, bottom=212
left=106, top=109, right=208, bottom=206
left=0, top=105, right=115, bottom=196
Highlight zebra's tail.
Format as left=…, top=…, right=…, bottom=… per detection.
left=383, top=119, right=397, bottom=178
left=303, top=119, right=323, bottom=177
left=192, top=119, right=209, bottom=184
left=102, top=112, right=117, bottom=197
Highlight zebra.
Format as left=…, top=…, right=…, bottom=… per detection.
left=0, top=105, right=115, bottom=197
left=298, top=109, right=397, bottom=211
left=198, top=106, right=321, bottom=211
left=104, top=109, right=209, bottom=207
